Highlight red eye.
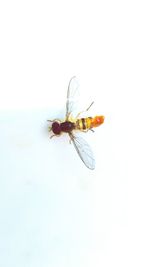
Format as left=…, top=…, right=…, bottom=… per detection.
left=52, top=122, right=61, bottom=135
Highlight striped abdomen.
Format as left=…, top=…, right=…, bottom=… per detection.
left=76, top=116, right=105, bottom=131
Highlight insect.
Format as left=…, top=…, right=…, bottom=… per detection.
left=47, top=76, right=104, bottom=170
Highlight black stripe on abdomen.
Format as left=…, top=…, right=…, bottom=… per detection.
left=81, top=118, right=86, bottom=130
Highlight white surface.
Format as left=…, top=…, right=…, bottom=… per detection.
left=0, top=1, right=150, bottom=267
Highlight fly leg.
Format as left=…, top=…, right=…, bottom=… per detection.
left=50, top=134, right=56, bottom=139
left=75, top=101, right=94, bottom=119
left=48, top=126, right=52, bottom=132
left=50, top=134, right=62, bottom=139
left=47, top=119, right=61, bottom=122
left=81, top=128, right=95, bottom=133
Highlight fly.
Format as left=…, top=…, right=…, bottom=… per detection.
left=47, top=76, right=105, bottom=170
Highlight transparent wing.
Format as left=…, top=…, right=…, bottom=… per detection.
left=69, top=133, right=95, bottom=170
left=66, top=76, right=79, bottom=119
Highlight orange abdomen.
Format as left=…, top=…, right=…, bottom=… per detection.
left=90, top=116, right=105, bottom=128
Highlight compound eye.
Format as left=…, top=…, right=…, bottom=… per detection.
left=52, top=122, right=61, bottom=135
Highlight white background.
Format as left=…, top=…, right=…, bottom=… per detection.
left=0, top=0, right=150, bottom=267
